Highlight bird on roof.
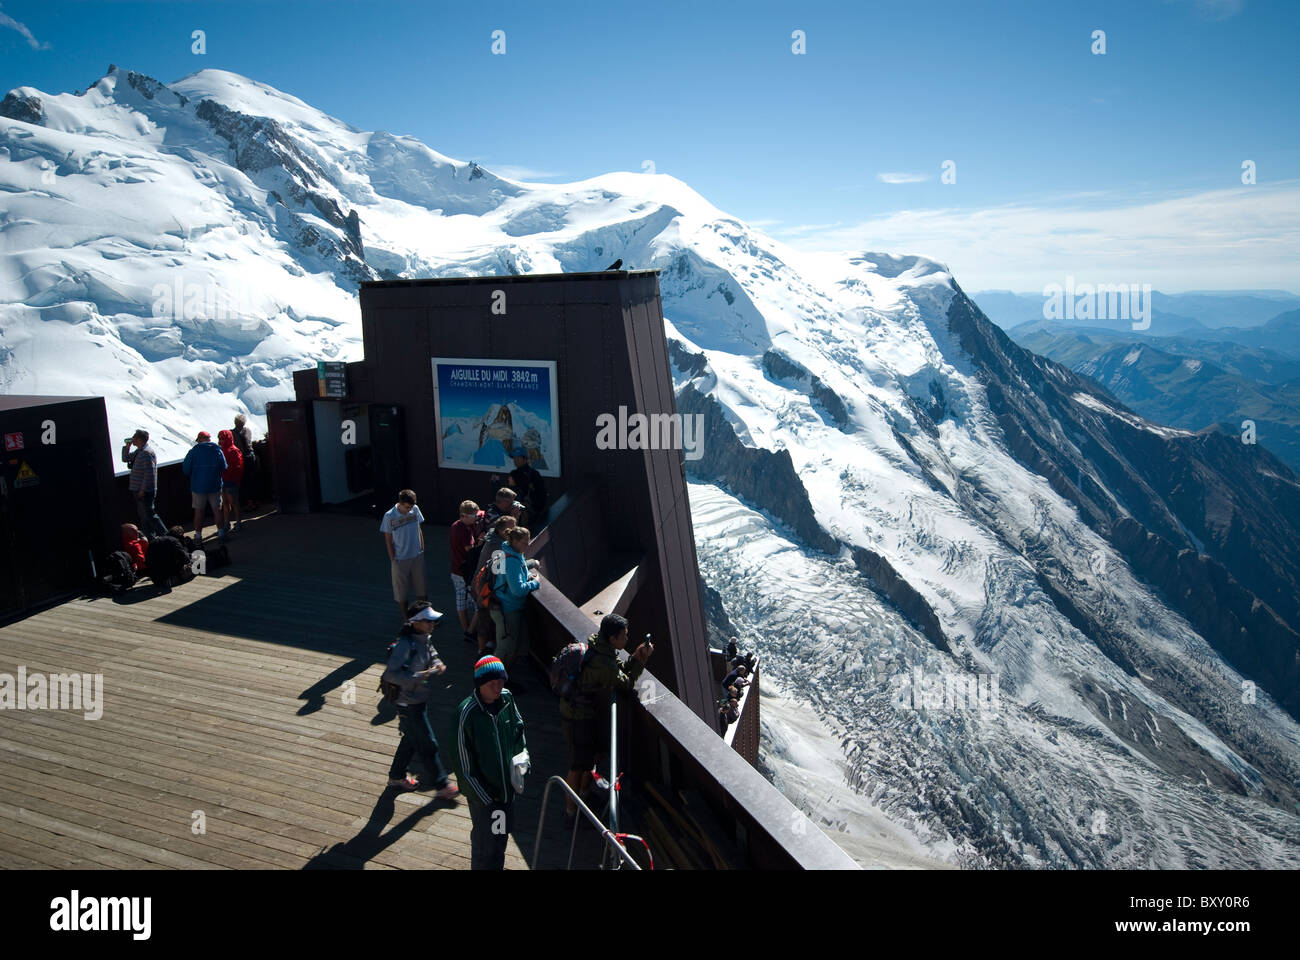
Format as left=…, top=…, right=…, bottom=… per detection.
left=605, top=258, right=623, bottom=270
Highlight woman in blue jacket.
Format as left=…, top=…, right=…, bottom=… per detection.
left=493, top=526, right=540, bottom=680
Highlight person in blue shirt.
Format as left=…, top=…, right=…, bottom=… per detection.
left=380, top=489, right=427, bottom=623
left=492, top=525, right=540, bottom=685
left=182, top=431, right=227, bottom=544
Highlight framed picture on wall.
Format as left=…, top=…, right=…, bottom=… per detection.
left=431, top=357, right=560, bottom=478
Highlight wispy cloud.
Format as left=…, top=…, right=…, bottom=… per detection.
left=0, top=3, right=50, bottom=50
left=877, top=172, right=931, bottom=185
left=771, top=221, right=845, bottom=238
left=781, top=182, right=1300, bottom=292
left=489, top=164, right=568, bottom=181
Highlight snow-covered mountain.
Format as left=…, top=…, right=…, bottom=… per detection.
left=3, top=67, right=1298, bottom=868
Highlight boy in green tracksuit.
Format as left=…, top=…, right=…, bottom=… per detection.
left=453, top=656, right=528, bottom=870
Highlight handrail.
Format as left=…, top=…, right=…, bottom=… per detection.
left=608, top=687, right=619, bottom=839
left=531, top=775, right=642, bottom=871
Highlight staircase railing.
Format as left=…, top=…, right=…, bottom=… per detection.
left=531, top=775, right=642, bottom=870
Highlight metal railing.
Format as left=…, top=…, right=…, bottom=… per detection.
left=531, top=775, right=642, bottom=871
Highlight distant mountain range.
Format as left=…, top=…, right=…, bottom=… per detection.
left=972, top=290, right=1300, bottom=355
left=1009, top=321, right=1300, bottom=474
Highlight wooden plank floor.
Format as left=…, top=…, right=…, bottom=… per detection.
left=0, top=511, right=606, bottom=870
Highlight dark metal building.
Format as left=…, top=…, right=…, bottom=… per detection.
left=268, top=270, right=717, bottom=723
left=0, top=396, right=117, bottom=620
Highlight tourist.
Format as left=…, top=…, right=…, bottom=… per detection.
left=382, top=603, right=460, bottom=800
left=450, top=500, right=481, bottom=642
left=453, top=655, right=527, bottom=870
left=182, top=431, right=227, bottom=543
left=217, top=429, right=244, bottom=535
left=380, top=489, right=427, bottom=623
left=557, top=613, right=653, bottom=827
left=120, top=428, right=167, bottom=538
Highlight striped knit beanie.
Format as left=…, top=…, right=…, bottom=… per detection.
left=474, top=655, right=507, bottom=686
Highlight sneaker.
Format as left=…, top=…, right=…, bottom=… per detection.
left=433, top=783, right=460, bottom=801
left=387, top=775, right=419, bottom=791
left=217, top=529, right=227, bottom=542
left=234, top=520, right=243, bottom=533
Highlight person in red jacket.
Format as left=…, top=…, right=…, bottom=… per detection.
left=217, top=429, right=245, bottom=535
left=120, top=523, right=149, bottom=572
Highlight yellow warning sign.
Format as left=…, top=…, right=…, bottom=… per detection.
left=14, top=461, right=39, bottom=488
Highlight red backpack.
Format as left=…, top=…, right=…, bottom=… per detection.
left=471, top=557, right=498, bottom=611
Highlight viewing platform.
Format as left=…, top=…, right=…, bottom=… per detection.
left=0, top=511, right=607, bottom=869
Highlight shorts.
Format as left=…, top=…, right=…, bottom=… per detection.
left=191, top=491, right=221, bottom=513
left=450, top=573, right=471, bottom=612
left=391, top=555, right=427, bottom=604
left=561, top=717, right=597, bottom=773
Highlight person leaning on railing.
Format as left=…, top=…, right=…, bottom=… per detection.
left=557, top=613, right=653, bottom=828
left=721, top=664, right=750, bottom=701
left=492, top=526, right=540, bottom=687
left=719, top=696, right=739, bottom=726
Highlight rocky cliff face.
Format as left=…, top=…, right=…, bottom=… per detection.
left=945, top=285, right=1300, bottom=723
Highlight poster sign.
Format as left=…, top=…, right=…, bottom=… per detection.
left=317, top=361, right=347, bottom=398
left=432, top=358, right=560, bottom=478
left=3, top=432, right=22, bottom=452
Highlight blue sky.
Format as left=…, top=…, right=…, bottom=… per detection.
left=2, top=0, right=1297, bottom=291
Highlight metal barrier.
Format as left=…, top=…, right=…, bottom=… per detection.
left=531, top=775, right=643, bottom=871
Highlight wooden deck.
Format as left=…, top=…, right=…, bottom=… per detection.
left=0, top=511, right=603, bottom=870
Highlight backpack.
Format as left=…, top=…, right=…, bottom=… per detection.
left=549, top=640, right=595, bottom=701
left=146, top=536, right=192, bottom=585
left=102, top=550, right=136, bottom=592
left=471, top=556, right=499, bottom=611
left=377, top=634, right=417, bottom=704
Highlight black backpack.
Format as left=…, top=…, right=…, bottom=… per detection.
left=549, top=640, right=596, bottom=703
left=147, top=535, right=193, bottom=585
left=377, top=634, right=417, bottom=704
left=102, top=550, right=136, bottom=592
